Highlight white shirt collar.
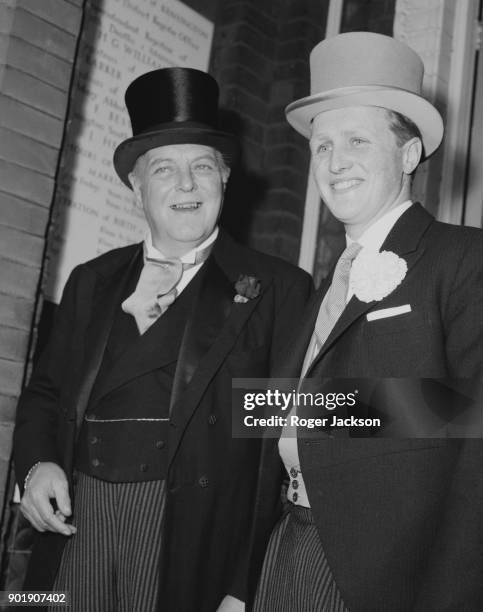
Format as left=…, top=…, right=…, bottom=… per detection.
left=346, top=201, right=413, bottom=251
left=144, top=226, right=219, bottom=264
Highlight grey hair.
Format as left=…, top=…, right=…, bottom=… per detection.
left=214, top=149, right=230, bottom=179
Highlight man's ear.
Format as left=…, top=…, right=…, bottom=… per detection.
left=402, top=137, right=422, bottom=175
left=128, top=171, right=143, bottom=208
left=222, top=167, right=231, bottom=187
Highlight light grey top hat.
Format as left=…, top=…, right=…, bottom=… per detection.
left=285, top=31, right=443, bottom=158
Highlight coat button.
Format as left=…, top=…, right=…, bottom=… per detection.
left=208, top=414, right=217, bottom=425
left=140, top=464, right=148, bottom=472
left=90, top=436, right=99, bottom=444
left=292, top=492, right=298, bottom=502
left=91, top=458, right=100, bottom=467
left=155, top=440, right=165, bottom=449
left=198, top=475, right=209, bottom=488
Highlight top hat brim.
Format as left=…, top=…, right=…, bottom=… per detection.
left=113, top=123, right=239, bottom=188
left=286, top=85, right=444, bottom=159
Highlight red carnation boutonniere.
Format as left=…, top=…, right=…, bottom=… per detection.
left=234, top=274, right=261, bottom=303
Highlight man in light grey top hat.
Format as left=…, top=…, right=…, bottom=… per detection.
left=249, top=32, right=483, bottom=612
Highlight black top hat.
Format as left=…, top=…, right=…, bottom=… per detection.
left=113, top=67, right=239, bottom=187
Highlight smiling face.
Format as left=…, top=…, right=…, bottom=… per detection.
left=310, top=106, right=421, bottom=239
left=129, top=144, right=230, bottom=256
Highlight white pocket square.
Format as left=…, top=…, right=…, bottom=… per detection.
left=366, top=304, right=412, bottom=321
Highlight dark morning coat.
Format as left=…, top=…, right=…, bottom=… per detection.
left=13, top=230, right=313, bottom=612
left=247, top=204, right=483, bottom=612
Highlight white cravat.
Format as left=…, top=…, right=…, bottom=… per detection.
left=122, top=227, right=218, bottom=334
left=144, top=226, right=219, bottom=297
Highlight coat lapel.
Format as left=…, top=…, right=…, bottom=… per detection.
left=307, top=203, right=433, bottom=375
left=168, top=233, right=273, bottom=463
left=73, top=245, right=142, bottom=430
left=170, top=256, right=233, bottom=409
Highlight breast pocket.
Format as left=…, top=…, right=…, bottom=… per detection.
left=362, top=310, right=432, bottom=376
left=365, top=309, right=425, bottom=336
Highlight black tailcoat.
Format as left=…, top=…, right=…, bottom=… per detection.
left=13, top=231, right=313, bottom=612
left=248, top=204, right=483, bottom=611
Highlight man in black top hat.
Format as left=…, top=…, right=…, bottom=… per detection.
left=13, top=68, right=312, bottom=611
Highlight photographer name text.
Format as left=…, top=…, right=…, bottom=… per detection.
left=243, top=414, right=381, bottom=428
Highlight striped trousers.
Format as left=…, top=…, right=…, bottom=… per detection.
left=51, top=472, right=166, bottom=612
left=253, top=504, right=347, bottom=612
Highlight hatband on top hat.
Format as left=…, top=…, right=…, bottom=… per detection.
left=113, top=67, right=239, bottom=187
left=285, top=32, right=443, bottom=158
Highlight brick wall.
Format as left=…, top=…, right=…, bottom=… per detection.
left=211, top=0, right=328, bottom=264
left=0, top=0, right=83, bottom=584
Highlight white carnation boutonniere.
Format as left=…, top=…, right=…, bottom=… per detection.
left=350, top=248, right=407, bottom=302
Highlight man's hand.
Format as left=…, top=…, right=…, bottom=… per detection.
left=216, top=595, right=245, bottom=611
left=20, top=462, right=76, bottom=536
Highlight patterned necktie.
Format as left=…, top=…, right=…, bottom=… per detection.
left=314, top=241, right=362, bottom=350
left=122, top=243, right=212, bottom=334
